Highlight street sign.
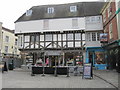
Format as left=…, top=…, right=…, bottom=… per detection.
left=83, top=63, right=93, bottom=79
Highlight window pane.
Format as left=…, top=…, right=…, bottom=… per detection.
left=53, top=43, right=57, bottom=48
left=75, top=42, right=80, bottom=47
left=58, top=42, right=61, bottom=47
left=92, top=33, right=96, bottom=41
left=36, top=35, right=39, bottom=42
left=82, top=34, right=85, bottom=40
left=97, top=33, right=100, bottom=41
left=40, top=43, right=44, bottom=48
left=18, top=35, right=24, bottom=48
left=25, top=36, right=30, bottom=42
left=95, top=52, right=105, bottom=64
left=40, top=35, right=44, bottom=41
left=68, top=42, right=73, bottom=47
left=58, top=34, right=61, bottom=41
left=82, top=41, right=85, bottom=46
left=87, top=33, right=91, bottom=41
left=53, top=34, right=57, bottom=41
left=46, top=42, right=51, bottom=47
left=70, top=6, right=77, bottom=12
left=63, top=34, right=66, bottom=41
left=75, top=33, right=81, bottom=40
left=67, top=34, right=73, bottom=40
left=63, top=42, right=66, bottom=47
left=91, top=17, right=95, bottom=22
left=47, top=7, right=54, bottom=14
left=35, top=42, right=39, bottom=48
left=5, top=36, right=9, bottom=42
left=45, top=34, right=52, bottom=41
left=31, top=36, right=35, bottom=42
left=30, top=43, right=34, bottom=48
left=24, top=43, right=29, bottom=48
left=5, top=46, right=8, bottom=53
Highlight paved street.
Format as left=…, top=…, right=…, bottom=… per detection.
left=1, top=68, right=119, bottom=88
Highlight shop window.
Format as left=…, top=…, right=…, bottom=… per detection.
left=95, top=52, right=105, bottom=64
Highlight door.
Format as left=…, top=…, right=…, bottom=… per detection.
left=89, top=51, right=95, bottom=66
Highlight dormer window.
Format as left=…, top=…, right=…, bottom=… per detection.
left=47, top=7, right=54, bottom=14
left=70, top=6, right=77, bottom=12
left=26, top=10, right=32, bottom=16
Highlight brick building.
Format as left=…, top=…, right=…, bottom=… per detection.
left=101, top=0, right=120, bottom=71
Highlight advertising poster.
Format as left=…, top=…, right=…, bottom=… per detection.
left=83, top=63, right=92, bottom=79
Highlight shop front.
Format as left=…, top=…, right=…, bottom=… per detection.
left=86, top=47, right=107, bottom=70
left=25, top=50, right=84, bottom=67
left=103, top=40, right=120, bottom=72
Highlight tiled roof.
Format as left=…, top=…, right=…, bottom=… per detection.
left=2, top=27, right=14, bottom=33
left=15, top=2, right=105, bottom=22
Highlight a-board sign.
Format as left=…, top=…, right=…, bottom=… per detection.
left=83, top=63, right=93, bottom=79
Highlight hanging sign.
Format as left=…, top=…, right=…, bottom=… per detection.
left=100, top=33, right=108, bottom=43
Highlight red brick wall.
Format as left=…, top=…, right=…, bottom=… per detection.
left=103, top=1, right=118, bottom=43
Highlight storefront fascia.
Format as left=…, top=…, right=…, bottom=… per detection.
left=86, top=47, right=107, bottom=70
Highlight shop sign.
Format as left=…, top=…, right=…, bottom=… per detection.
left=83, top=63, right=93, bottom=79
left=100, top=33, right=108, bottom=43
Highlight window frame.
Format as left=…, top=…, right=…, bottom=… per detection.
left=70, top=6, right=77, bottom=12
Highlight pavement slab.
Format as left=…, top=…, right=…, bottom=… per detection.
left=2, top=68, right=118, bottom=88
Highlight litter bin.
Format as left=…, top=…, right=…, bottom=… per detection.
left=9, top=63, right=13, bottom=70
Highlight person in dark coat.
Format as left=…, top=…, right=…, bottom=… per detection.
left=3, top=61, right=8, bottom=72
